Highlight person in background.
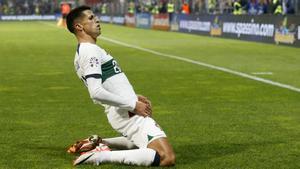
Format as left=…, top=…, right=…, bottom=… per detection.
left=247, top=0, right=258, bottom=15
left=128, top=1, right=135, bottom=14
left=283, top=0, right=295, bottom=14
left=167, top=0, right=175, bottom=21
left=233, top=0, right=243, bottom=14
left=57, top=2, right=71, bottom=27
left=257, top=0, right=268, bottom=14
left=101, top=2, right=107, bottom=15
left=181, top=1, right=190, bottom=14
left=272, top=0, right=283, bottom=14
left=208, top=0, right=216, bottom=14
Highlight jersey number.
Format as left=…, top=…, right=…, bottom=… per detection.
left=112, top=60, right=122, bottom=73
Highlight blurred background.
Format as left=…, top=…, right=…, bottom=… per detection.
left=0, top=1, right=300, bottom=169
left=0, top=0, right=298, bottom=16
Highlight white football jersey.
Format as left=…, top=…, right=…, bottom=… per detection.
left=74, top=43, right=137, bottom=112
left=73, top=43, right=167, bottom=145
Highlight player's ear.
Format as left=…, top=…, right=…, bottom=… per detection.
left=74, top=23, right=84, bottom=32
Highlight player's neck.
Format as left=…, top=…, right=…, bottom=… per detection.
left=76, top=34, right=97, bottom=44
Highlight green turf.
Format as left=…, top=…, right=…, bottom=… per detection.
left=0, top=21, right=300, bottom=169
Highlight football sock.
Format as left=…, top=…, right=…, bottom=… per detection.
left=103, top=137, right=137, bottom=150
left=88, top=148, right=160, bottom=166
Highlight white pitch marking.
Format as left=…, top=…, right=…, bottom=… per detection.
left=251, top=72, right=273, bottom=75
left=100, top=36, right=300, bottom=93
left=40, top=22, right=300, bottom=93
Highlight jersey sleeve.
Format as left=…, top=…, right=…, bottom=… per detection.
left=78, top=45, right=136, bottom=111
left=80, top=46, right=102, bottom=78
left=86, top=77, right=136, bottom=111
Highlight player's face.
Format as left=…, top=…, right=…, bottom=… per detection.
left=80, top=10, right=101, bottom=38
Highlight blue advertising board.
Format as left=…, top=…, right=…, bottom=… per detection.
left=0, top=15, right=57, bottom=21
left=176, top=14, right=300, bottom=47
left=112, top=16, right=125, bottom=25
left=136, top=13, right=151, bottom=29
left=100, top=15, right=111, bottom=23
left=178, top=14, right=212, bottom=34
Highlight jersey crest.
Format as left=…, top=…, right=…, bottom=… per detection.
left=89, top=57, right=100, bottom=68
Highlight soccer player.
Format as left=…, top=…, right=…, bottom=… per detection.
left=66, top=6, right=175, bottom=167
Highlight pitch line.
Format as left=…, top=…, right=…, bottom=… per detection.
left=39, top=22, right=300, bottom=93
left=101, top=36, right=300, bottom=93
left=251, top=72, right=273, bottom=75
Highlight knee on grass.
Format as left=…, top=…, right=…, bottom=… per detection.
left=159, top=151, right=176, bottom=166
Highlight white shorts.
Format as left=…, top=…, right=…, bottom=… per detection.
left=106, top=107, right=167, bottom=148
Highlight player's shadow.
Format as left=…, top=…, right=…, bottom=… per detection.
left=175, top=141, right=280, bottom=165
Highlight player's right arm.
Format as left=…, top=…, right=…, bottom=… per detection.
left=86, top=72, right=151, bottom=117
left=86, top=77, right=136, bottom=110
left=79, top=45, right=151, bottom=116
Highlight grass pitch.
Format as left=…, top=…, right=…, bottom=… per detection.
left=0, top=21, right=300, bottom=169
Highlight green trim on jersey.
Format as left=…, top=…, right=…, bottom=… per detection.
left=147, top=135, right=154, bottom=142
left=101, top=59, right=122, bottom=83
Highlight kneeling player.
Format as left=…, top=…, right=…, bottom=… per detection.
left=66, top=6, right=175, bottom=167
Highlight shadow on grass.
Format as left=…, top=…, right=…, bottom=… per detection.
left=17, top=141, right=282, bottom=168
left=175, top=141, right=280, bottom=165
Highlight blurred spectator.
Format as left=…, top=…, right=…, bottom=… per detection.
left=8, top=0, right=14, bottom=14
left=128, top=1, right=135, bottom=13
left=0, top=0, right=57, bottom=15
left=135, top=1, right=142, bottom=13
left=101, top=3, right=107, bottom=14
left=283, top=0, right=295, bottom=13
left=158, top=1, right=167, bottom=13
left=151, top=1, right=159, bottom=14
left=57, top=2, right=71, bottom=27
left=247, top=0, right=258, bottom=14
left=257, top=0, right=268, bottom=14
left=272, top=0, right=283, bottom=14
left=181, top=1, right=190, bottom=14
left=208, top=0, right=217, bottom=14
left=167, top=0, right=175, bottom=14
left=168, top=0, right=175, bottom=21
left=3, top=3, right=9, bottom=14
left=23, top=1, right=30, bottom=14
left=0, top=0, right=298, bottom=16
left=120, top=0, right=125, bottom=14
left=233, top=0, right=243, bottom=14
left=193, top=0, right=206, bottom=14
left=222, top=0, right=233, bottom=13
left=218, top=0, right=226, bottom=13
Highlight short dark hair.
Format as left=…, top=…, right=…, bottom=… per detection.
left=66, top=5, right=91, bottom=34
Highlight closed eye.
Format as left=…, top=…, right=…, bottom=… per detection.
left=88, top=15, right=94, bottom=20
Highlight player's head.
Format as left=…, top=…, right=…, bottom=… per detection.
left=66, top=6, right=101, bottom=37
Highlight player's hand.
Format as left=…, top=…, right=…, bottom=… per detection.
left=134, top=101, right=152, bottom=117
left=138, top=95, right=152, bottom=116
left=137, top=95, right=152, bottom=109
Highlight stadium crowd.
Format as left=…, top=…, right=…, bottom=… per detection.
left=0, top=0, right=59, bottom=15
left=130, top=0, right=296, bottom=15
left=0, top=0, right=297, bottom=15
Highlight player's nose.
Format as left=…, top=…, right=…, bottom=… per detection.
left=95, top=16, right=100, bottom=23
